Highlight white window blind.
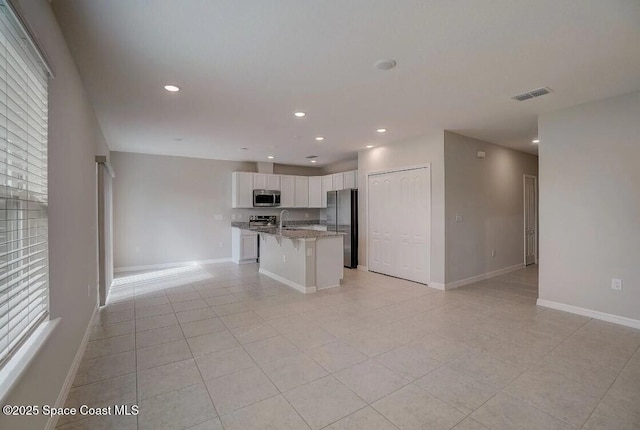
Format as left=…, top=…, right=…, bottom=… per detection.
left=0, top=0, right=49, bottom=368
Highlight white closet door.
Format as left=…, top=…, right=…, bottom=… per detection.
left=368, top=167, right=430, bottom=284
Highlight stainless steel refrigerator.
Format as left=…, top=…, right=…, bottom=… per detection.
left=326, top=189, right=358, bottom=268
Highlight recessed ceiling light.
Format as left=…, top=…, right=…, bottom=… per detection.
left=532, top=139, right=540, bottom=143
left=310, top=160, right=317, bottom=163
left=294, top=111, right=306, bottom=118
left=164, top=85, right=180, bottom=92
left=315, top=137, right=324, bottom=141
left=376, top=128, right=387, bottom=133
left=240, top=147, right=248, bottom=150
left=375, top=59, right=397, bottom=70
left=173, top=138, right=183, bottom=142
left=366, top=145, right=374, bottom=149
left=267, top=155, right=274, bottom=159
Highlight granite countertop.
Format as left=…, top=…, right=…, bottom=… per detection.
left=256, top=227, right=343, bottom=239
left=231, top=222, right=342, bottom=239
left=231, top=219, right=325, bottom=229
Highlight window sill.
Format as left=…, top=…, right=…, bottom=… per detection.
left=0, top=318, right=60, bottom=403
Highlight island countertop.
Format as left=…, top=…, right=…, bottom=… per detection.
left=231, top=223, right=342, bottom=239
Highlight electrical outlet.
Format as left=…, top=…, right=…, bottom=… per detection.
left=283, top=255, right=286, bottom=263
left=455, top=214, right=463, bottom=223
left=231, top=214, right=236, bottom=220
left=305, top=212, right=309, bottom=219
left=491, top=249, right=496, bottom=257
left=237, top=214, right=243, bottom=220
left=611, top=278, right=623, bottom=291
left=214, top=214, right=223, bottom=221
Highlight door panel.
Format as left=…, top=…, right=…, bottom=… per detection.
left=368, top=167, right=430, bottom=284
left=524, top=176, right=537, bottom=265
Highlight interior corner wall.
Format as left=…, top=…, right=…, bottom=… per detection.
left=112, top=152, right=252, bottom=269
left=357, top=132, right=446, bottom=284
left=321, top=158, right=358, bottom=175
left=538, top=91, right=640, bottom=321
left=443, top=132, right=538, bottom=284
left=0, top=1, right=110, bottom=429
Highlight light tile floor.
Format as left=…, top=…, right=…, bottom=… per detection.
left=56, top=263, right=640, bottom=430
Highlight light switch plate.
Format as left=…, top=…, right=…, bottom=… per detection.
left=611, top=278, right=623, bottom=291
left=455, top=214, right=463, bottom=222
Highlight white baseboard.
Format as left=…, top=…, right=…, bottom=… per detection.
left=258, top=268, right=317, bottom=294
left=537, top=299, right=640, bottom=330
left=443, top=263, right=525, bottom=290
left=357, top=265, right=368, bottom=272
left=114, top=258, right=232, bottom=273
left=45, top=305, right=98, bottom=430
left=428, top=282, right=445, bottom=290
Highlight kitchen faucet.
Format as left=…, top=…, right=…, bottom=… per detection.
left=279, top=209, right=290, bottom=235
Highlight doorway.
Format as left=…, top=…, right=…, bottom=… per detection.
left=523, top=174, right=537, bottom=266
left=367, top=166, right=430, bottom=284
left=96, top=156, right=115, bottom=306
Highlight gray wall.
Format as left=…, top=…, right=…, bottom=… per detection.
left=111, top=152, right=320, bottom=270
left=0, top=1, right=110, bottom=428
left=539, top=91, right=640, bottom=321
left=357, top=132, right=446, bottom=284
left=273, top=163, right=323, bottom=176
left=321, top=158, right=358, bottom=175
left=444, top=132, right=538, bottom=284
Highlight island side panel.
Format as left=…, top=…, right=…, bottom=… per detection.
left=315, top=235, right=344, bottom=289
left=258, top=234, right=315, bottom=293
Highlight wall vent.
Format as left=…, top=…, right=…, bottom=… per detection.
left=305, top=155, right=318, bottom=159
left=512, top=87, right=552, bottom=101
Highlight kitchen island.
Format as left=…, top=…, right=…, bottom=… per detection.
left=232, top=223, right=344, bottom=293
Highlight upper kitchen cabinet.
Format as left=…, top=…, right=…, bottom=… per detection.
left=308, top=176, right=322, bottom=208
left=343, top=170, right=357, bottom=189
left=321, top=175, right=333, bottom=207
left=332, top=172, right=344, bottom=191
left=232, top=171, right=254, bottom=208
left=280, top=175, right=295, bottom=207
left=254, top=173, right=280, bottom=190
left=294, top=176, right=309, bottom=207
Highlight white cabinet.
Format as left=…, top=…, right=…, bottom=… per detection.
left=343, top=170, right=357, bottom=189
left=280, top=175, right=295, bottom=207
left=233, top=171, right=356, bottom=209
left=308, top=176, right=322, bottom=208
left=321, top=175, right=333, bottom=207
left=254, top=173, right=281, bottom=190
left=332, top=173, right=344, bottom=191
left=232, top=172, right=254, bottom=208
left=231, top=228, right=257, bottom=264
left=294, top=176, right=309, bottom=207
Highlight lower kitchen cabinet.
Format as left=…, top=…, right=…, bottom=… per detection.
left=231, top=227, right=257, bottom=264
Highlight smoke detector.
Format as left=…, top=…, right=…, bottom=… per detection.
left=511, top=87, right=552, bottom=101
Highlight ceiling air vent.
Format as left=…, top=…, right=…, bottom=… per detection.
left=511, top=87, right=552, bottom=102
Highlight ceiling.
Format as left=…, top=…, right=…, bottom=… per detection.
left=51, top=0, right=640, bottom=165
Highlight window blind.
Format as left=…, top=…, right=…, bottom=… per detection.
left=0, top=0, right=49, bottom=368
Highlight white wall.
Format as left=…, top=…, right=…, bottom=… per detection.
left=0, top=1, right=110, bottom=428
left=111, top=152, right=321, bottom=270
left=444, top=132, right=538, bottom=283
left=539, top=91, right=640, bottom=322
left=357, top=132, right=446, bottom=284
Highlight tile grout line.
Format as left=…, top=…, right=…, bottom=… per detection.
left=579, top=341, right=640, bottom=429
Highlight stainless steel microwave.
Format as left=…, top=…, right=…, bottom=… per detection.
left=253, top=189, right=281, bottom=207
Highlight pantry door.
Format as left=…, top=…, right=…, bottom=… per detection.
left=368, top=166, right=430, bottom=284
